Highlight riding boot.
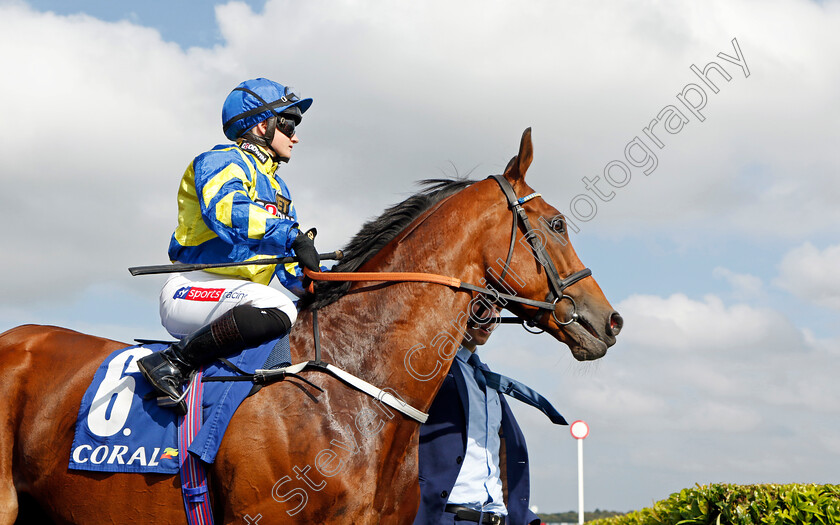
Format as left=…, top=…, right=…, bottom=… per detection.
left=138, top=309, right=248, bottom=415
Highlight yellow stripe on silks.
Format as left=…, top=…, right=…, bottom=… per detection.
left=202, top=165, right=250, bottom=208
left=174, top=165, right=219, bottom=247
left=247, top=204, right=269, bottom=239
left=205, top=258, right=275, bottom=285
left=214, top=192, right=236, bottom=228
left=175, top=226, right=217, bottom=247
left=284, top=262, right=299, bottom=275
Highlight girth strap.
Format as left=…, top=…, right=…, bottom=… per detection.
left=253, top=362, right=429, bottom=423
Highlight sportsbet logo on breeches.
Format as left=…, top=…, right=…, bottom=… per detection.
left=173, top=286, right=248, bottom=302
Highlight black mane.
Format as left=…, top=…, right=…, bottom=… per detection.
left=299, top=178, right=476, bottom=310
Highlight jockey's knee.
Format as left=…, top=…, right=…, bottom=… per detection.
left=229, top=305, right=293, bottom=347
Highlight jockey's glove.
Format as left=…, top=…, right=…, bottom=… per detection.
left=292, top=228, right=320, bottom=272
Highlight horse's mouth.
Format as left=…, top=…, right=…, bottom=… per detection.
left=565, top=317, right=609, bottom=361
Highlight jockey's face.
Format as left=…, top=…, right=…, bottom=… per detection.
left=462, top=302, right=500, bottom=352
left=253, top=119, right=299, bottom=159
left=269, top=120, right=298, bottom=159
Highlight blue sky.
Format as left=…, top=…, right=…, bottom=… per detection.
left=26, top=0, right=265, bottom=48
left=1, top=0, right=838, bottom=516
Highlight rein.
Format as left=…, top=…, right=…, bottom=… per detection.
left=303, top=268, right=558, bottom=311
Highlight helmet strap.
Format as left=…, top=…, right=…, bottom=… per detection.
left=239, top=116, right=290, bottom=163
left=262, top=116, right=277, bottom=150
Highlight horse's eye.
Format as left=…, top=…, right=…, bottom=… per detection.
left=550, top=216, right=566, bottom=235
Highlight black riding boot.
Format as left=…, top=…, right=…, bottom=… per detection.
left=138, top=306, right=293, bottom=414
left=138, top=309, right=248, bottom=415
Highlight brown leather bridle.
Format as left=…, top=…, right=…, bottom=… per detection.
left=305, top=175, right=592, bottom=330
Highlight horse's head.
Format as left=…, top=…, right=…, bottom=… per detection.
left=474, top=128, right=622, bottom=361
left=302, top=128, right=620, bottom=360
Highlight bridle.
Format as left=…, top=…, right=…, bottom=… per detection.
left=486, top=175, right=592, bottom=327
left=304, top=175, right=592, bottom=331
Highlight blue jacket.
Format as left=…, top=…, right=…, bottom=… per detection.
left=415, top=361, right=540, bottom=525
left=168, top=141, right=304, bottom=292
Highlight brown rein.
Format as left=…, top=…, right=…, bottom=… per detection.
left=304, top=268, right=460, bottom=287
left=303, top=268, right=558, bottom=312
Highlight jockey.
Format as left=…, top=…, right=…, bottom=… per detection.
left=138, top=78, right=320, bottom=414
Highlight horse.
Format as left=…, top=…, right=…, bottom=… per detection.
left=0, top=128, right=622, bottom=524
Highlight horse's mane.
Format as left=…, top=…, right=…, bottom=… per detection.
left=300, top=178, right=476, bottom=310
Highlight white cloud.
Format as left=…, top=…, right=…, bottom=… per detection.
left=713, top=266, right=763, bottom=298
left=618, top=293, right=799, bottom=353
left=775, top=242, right=840, bottom=310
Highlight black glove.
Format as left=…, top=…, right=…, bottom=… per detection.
left=291, top=228, right=320, bottom=272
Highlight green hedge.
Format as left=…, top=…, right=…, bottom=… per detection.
left=589, top=484, right=840, bottom=525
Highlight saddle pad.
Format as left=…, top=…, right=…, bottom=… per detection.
left=69, top=337, right=283, bottom=474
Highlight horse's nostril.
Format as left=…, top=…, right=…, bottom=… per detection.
left=608, top=312, right=623, bottom=336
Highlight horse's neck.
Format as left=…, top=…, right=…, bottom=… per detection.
left=298, top=216, right=483, bottom=411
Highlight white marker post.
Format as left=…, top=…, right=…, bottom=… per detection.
left=570, top=420, right=589, bottom=525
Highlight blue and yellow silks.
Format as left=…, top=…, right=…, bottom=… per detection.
left=168, top=141, right=303, bottom=292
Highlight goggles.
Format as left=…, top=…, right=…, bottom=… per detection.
left=277, top=85, right=300, bottom=104
left=275, top=115, right=297, bottom=139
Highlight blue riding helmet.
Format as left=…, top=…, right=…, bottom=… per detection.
left=222, top=78, right=313, bottom=141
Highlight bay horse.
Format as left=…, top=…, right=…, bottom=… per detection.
left=0, top=129, right=621, bottom=524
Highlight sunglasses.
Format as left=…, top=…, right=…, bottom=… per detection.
left=467, top=301, right=500, bottom=327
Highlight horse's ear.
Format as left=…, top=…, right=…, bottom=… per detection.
left=503, top=127, right=533, bottom=182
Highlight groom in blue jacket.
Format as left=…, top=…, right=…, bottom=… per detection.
left=415, top=300, right=541, bottom=525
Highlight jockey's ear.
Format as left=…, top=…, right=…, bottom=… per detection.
left=252, top=120, right=269, bottom=137
left=503, top=127, right=533, bottom=184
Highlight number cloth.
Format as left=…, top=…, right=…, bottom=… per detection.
left=69, top=337, right=281, bottom=474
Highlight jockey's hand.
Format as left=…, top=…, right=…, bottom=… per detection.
left=292, top=228, right=320, bottom=272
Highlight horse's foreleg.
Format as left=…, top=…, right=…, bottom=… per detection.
left=0, top=446, right=17, bottom=525
left=0, top=331, right=27, bottom=525
left=0, top=485, right=16, bottom=525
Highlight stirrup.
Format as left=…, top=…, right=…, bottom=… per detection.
left=155, top=395, right=188, bottom=415
left=154, top=386, right=189, bottom=416
left=138, top=351, right=190, bottom=415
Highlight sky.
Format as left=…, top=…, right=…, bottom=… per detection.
left=1, top=0, right=838, bottom=515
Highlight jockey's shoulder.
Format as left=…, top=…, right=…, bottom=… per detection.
left=192, top=145, right=253, bottom=176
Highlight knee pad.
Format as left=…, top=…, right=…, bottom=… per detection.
left=229, top=305, right=293, bottom=346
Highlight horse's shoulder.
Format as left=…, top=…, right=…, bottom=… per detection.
left=0, top=324, right=69, bottom=346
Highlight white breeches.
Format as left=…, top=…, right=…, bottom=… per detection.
left=159, top=271, right=298, bottom=339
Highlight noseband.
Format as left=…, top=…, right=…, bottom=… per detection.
left=487, top=175, right=592, bottom=327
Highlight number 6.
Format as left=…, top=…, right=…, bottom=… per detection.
left=87, top=347, right=152, bottom=437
